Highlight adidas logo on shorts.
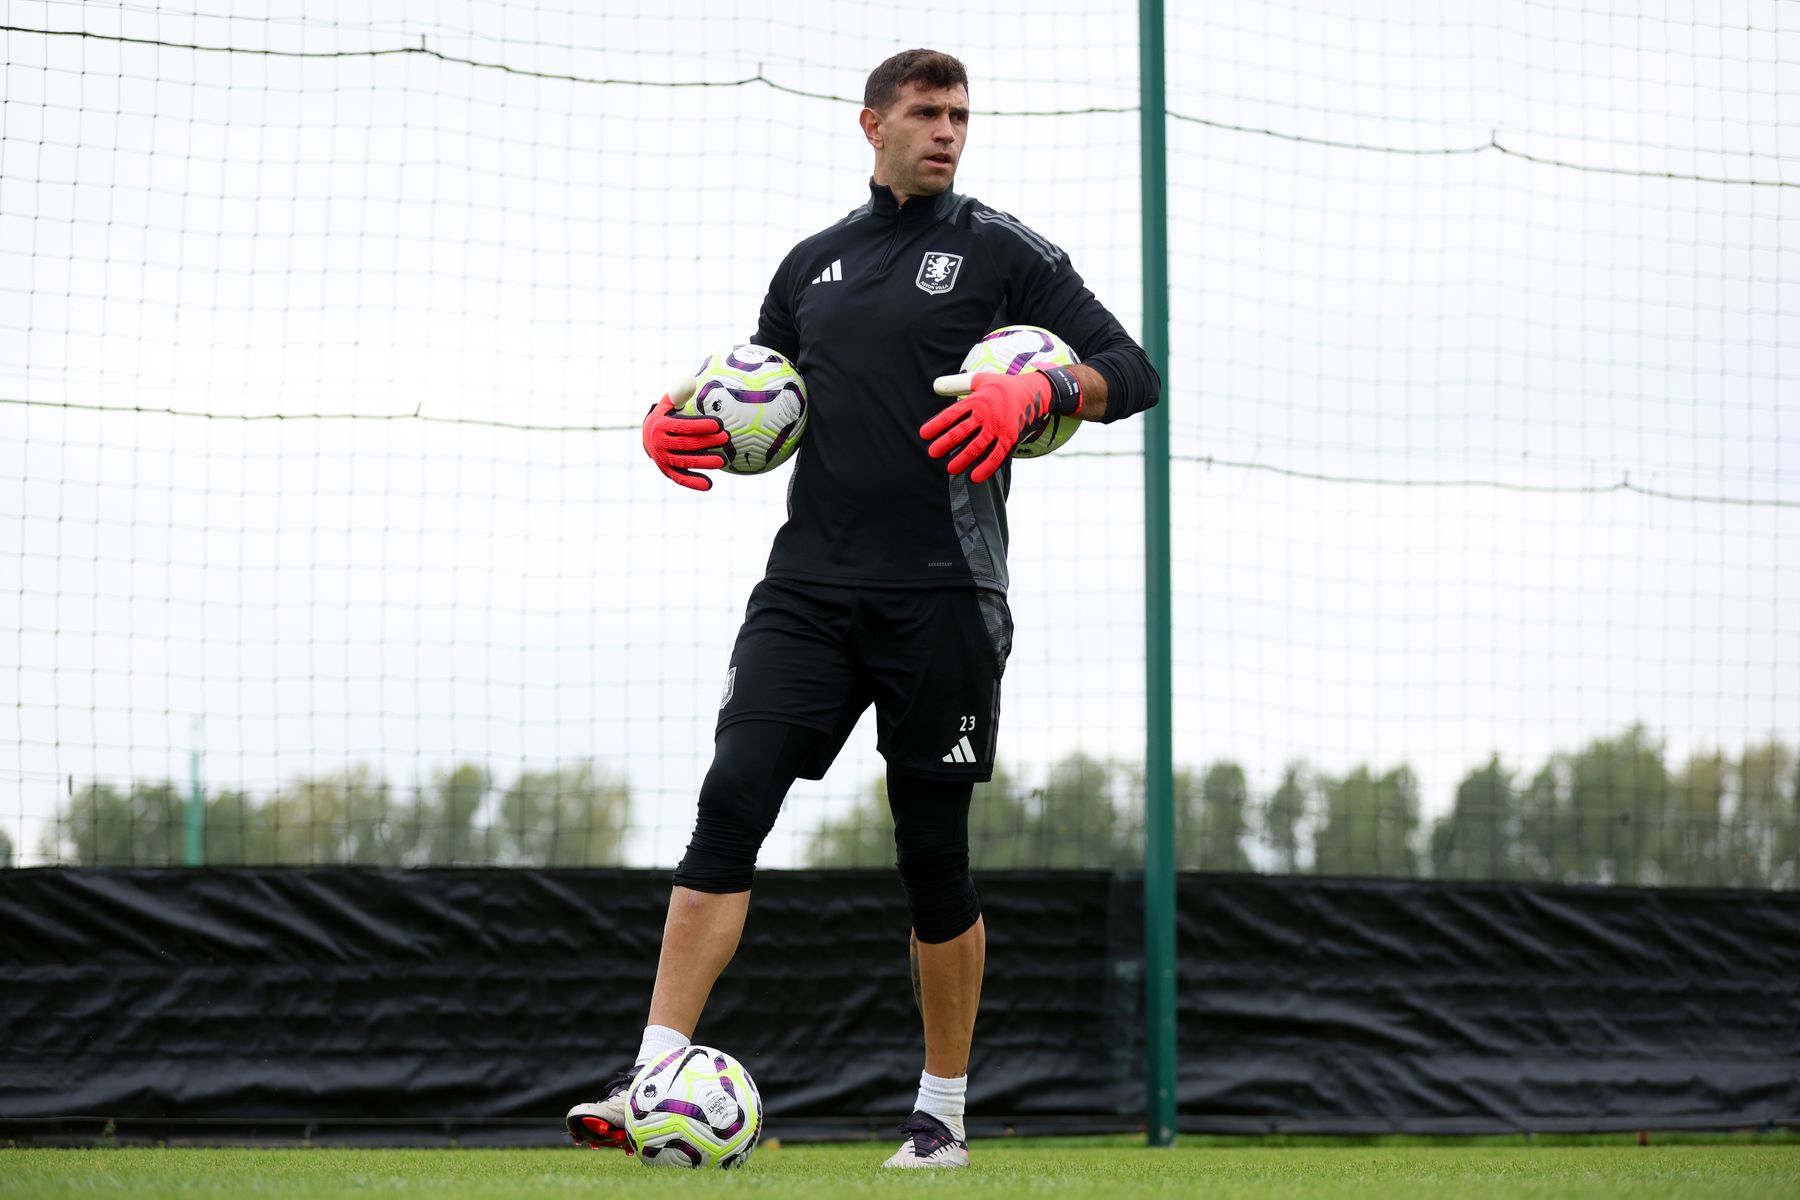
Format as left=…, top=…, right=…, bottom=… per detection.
left=941, top=735, right=977, bottom=764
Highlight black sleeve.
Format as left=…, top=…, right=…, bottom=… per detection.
left=1007, top=233, right=1161, bottom=423
left=751, top=250, right=801, bottom=360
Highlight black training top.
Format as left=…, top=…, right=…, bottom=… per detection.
left=751, top=180, right=1160, bottom=595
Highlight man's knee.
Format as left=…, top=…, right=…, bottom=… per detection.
left=672, top=722, right=813, bottom=893
left=896, top=842, right=981, bottom=943
left=889, top=770, right=981, bottom=943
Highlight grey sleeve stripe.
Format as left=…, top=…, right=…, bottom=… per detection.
left=973, top=210, right=1065, bottom=266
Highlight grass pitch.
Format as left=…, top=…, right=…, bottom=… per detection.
left=2, top=1137, right=1797, bottom=1198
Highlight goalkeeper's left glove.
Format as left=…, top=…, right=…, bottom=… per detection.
left=642, top=375, right=729, bottom=492
left=920, top=366, right=1082, bottom=484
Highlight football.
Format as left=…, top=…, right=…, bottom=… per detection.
left=624, top=1044, right=763, bottom=1169
left=678, top=344, right=808, bottom=475
left=958, top=324, right=1082, bottom=458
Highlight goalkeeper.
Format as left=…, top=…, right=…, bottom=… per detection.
left=568, top=47, right=1159, bottom=1169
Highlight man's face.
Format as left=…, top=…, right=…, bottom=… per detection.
left=866, top=81, right=970, bottom=201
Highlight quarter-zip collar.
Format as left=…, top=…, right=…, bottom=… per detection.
left=867, top=178, right=961, bottom=223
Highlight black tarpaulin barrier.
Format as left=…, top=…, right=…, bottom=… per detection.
left=1171, top=875, right=1800, bottom=1134
left=1, top=868, right=1795, bottom=1142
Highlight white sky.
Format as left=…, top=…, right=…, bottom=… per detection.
left=2, top=1, right=1797, bottom=866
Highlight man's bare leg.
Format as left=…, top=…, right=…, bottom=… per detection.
left=882, top=918, right=985, bottom=1166
left=647, top=886, right=752, bottom=1035
left=913, top=916, right=986, bottom=1078
left=566, top=886, right=750, bottom=1150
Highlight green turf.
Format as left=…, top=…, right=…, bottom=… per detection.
left=2, top=1139, right=1797, bottom=1199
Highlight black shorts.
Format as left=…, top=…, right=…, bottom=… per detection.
left=715, top=577, right=1013, bottom=781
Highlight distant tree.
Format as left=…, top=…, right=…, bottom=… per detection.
left=1666, top=750, right=1728, bottom=886
left=1516, top=758, right=1567, bottom=882
left=129, top=782, right=187, bottom=865
left=497, top=761, right=631, bottom=866
left=1170, top=766, right=1199, bottom=867
left=1784, top=749, right=1800, bottom=888
left=1430, top=756, right=1519, bottom=880
left=341, top=769, right=417, bottom=865
left=44, top=781, right=185, bottom=866
left=1727, top=740, right=1797, bottom=887
left=253, top=766, right=399, bottom=864
left=1261, top=761, right=1310, bottom=874
left=199, top=789, right=261, bottom=864
left=1313, top=765, right=1420, bottom=877
left=805, top=776, right=896, bottom=868
left=421, top=764, right=491, bottom=864
left=1182, top=761, right=1251, bottom=872
left=0, top=824, right=13, bottom=868
left=1118, top=761, right=1232, bottom=872
left=1567, top=726, right=1669, bottom=885
left=255, top=772, right=335, bottom=865
left=1028, top=753, right=1119, bottom=869
left=1110, top=763, right=1146, bottom=870
left=806, top=756, right=1112, bottom=869
left=967, top=765, right=1040, bottom=869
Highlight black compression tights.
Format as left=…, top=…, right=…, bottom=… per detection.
left=672, top=721, right=818, bottom=893
left=672, top=720, right=982, bottom=942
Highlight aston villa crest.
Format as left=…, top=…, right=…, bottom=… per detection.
left=916, top=251, right=964, bottom=295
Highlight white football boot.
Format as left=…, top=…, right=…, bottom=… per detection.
left=564, top=1066, right=637, bottom=1153
left=881, top=1110, right=970, bottom=1169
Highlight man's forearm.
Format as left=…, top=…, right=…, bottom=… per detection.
left=1069, top=363, right=1110, bottom=422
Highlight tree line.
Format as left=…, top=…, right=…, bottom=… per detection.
left=808, top=726, right=1800, bottom=888
left=35, top=762, right=629, bottom=868
left=22, top=726, right=1800, bottom=888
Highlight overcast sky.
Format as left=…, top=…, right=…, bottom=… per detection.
left=3, top=1, right=1796, bottom=866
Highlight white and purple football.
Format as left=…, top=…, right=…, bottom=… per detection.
left=680, top=344, right=808, bottom=475
left=623, top=1044, right=763, bottom=1169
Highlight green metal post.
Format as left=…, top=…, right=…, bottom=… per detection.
left=1139, top=0, right=1177, bottom=1150
left=185, top=727, right=204, bottom=867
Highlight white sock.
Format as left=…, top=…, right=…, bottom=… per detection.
left=915, top=1070, right=967, bottom=1141
left=635, top=1024, right=689, bottom=1069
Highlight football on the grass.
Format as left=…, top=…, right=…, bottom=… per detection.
left=624, top=1044, right=763, bottom=1169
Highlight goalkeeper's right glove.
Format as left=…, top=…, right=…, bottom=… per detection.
left=642, top=378, right=729, bottom=492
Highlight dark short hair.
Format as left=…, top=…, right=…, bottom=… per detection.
left=863, top=49, right=969, bottom=113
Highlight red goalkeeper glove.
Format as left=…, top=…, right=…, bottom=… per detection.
left=920, top=365, right=1082, bottom=484
left=642, top=378, right=729, bottom=492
